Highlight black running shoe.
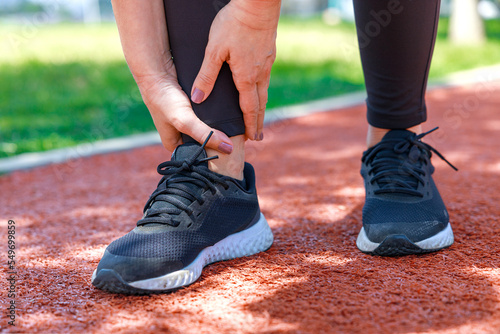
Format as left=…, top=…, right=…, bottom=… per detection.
left=357, top=128, right=457, bottom=256
left=92, top=133, right=273, bottom=294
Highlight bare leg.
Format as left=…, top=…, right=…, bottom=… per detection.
left=206, top=135, right=245, bottom=180
left=367, top=124, right=422, bottom=148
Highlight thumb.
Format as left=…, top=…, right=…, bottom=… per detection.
left=176, top=108, right=234, bottom=154
left=191, top=46, right=224, bottom=104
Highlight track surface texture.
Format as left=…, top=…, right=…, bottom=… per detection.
left=2, top=82, right=500, bottom=334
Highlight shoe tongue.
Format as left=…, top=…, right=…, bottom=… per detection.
left=381, top=129, right=415, bottom=141
left=171, top=142, right=208, bottom=166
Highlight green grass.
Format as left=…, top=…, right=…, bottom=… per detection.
left=1, top=18, right=500, bottom=158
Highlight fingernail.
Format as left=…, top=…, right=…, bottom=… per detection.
left=218, top=142, right=233, bottom=154
left=259, top=132, right=264, bottom=141
left=191, top=88, right=204, bottom=104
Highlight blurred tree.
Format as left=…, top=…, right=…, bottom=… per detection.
left=0, top=0, right=43, bottom=15
left=449, top=0, right=485, bottom=44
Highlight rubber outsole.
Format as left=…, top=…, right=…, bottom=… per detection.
left=356, top=223, right=454, bottom=257
left=91, top=213, right=273, bottom=295
left=92, top=269, right=170, bottom=295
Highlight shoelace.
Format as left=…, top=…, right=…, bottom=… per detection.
left=137, top=132, right=229, bottom=227
left=363, top=127, right=457, bottom=197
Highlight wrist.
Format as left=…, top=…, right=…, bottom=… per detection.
left=126, top=48, right=175, bottom=81
left=229, top=0, right=281, bottom=29
left=134, top=71, right=179, bottom=103
left=131, top=57, right=177, bottom=88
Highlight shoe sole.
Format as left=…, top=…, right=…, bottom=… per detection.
left=91, top=213, right=273, bottom=295
left=356, top=223, right=454, bottom=256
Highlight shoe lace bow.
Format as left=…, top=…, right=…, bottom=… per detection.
left=138, top=132, right=229, bottom=227
left=363, top=127, right=457, bottom=197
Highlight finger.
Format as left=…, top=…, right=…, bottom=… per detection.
left=173, top=108, right=234, bottom=154
left=150, top=117, right=183, bottom=153
left=256, top=51, right=275, bottom=139
left=163, top=130, right=183, bottom=153
left=191, top=45, right=224, bottom=104
left=256, top=78, right=270, bottom=139
left=237, top=84, right=260, bottom=141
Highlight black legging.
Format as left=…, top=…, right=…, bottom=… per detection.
left=163, top=0, right=441, bottom=138
left=163, top=0, right=243, bottom=143
left=353, top=0, right=440, bottom=129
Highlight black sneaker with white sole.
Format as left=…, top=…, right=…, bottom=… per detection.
left=357, top=128, right=457, bottom=256
left=92, top=134, right=273, bottom=294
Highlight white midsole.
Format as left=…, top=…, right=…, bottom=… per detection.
left=356, top=223, right=454, bottom=252
left=93, top=213, right=273, bottom=291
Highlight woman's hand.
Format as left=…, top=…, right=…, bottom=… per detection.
left=136, top=69, right=234, bottom=154
left=112, top=0, right=233, bottom=153
left=191, top=0, right=281, bottom=141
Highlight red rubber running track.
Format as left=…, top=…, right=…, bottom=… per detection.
left=1, top=82, right=500, bottom=333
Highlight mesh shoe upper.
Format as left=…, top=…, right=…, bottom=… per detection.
left=361, top=128, right=457, bottom=243
left=96, top=141, right=261, bottom=282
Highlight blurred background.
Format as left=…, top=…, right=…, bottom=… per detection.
left=0, top=0, right=499, bottom=159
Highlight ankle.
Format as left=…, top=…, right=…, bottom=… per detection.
left=366, top=124, right=422, bottom=148
left=206, top=135, right=245, bottom=180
